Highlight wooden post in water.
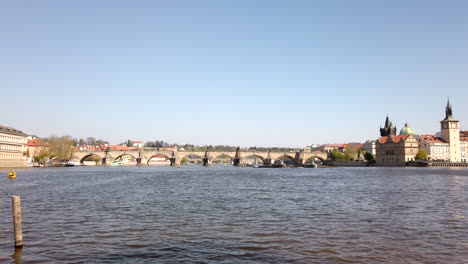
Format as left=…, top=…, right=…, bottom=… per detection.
left=12, top=195, right=23, bottom=248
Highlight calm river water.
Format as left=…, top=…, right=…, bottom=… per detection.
left=0, top=166, right=466, bottom=263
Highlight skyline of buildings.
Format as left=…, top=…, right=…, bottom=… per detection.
left=1, top=100, right=467, bottom=167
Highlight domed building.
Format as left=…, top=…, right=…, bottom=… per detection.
left=376, top=118, right=419, bottom=166
left=399, top=123, right=415, bottom=135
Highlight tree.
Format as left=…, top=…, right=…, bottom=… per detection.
left=331, top=149, right=345, bottom=161
left=415, top=149, right=428, bottom=160
left=95, top=139, right=109, bottom=145
left=344, top=145, right=359, bottom=161
left=181, top=157, right=189, bottom=164
left=86, top=137, right=96, bottom=145
left=364, top=151, right=375, bottom=162
left=46, top=135, right=75, bottom=160
left=34, top=149, right=50, bottom=162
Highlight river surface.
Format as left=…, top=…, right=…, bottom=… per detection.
left=0, top=166, right=466, bottom=263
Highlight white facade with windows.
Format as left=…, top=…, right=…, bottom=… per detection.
left=414, top=135, right=450, bottom=161
left=0, top=125, right=28, bottom=167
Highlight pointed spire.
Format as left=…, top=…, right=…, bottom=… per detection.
left=446, top=99, right=453, bottom=118
left=385, top=116, right=390, bottom=128
left=442, top=98, right=456, bottom=121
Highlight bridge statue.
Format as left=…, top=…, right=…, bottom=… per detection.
left=202, top=150, right=211, bottom=167
left=263, top=148, right=272, bottom=166
left=233, top=146, right=241, bottom=166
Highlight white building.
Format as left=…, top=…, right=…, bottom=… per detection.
left=414, top=135, right=450, bottom=161
left=362, top=140, right=376, bottom=155
left=0, top=125, right=28, bottom=167
left=460, top=137, right=468, bottom=162
left=132, top=141, right=144, bottom=148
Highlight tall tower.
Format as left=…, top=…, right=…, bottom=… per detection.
left=440, top=99, right=460, bottom=162
left=380, top=116, right=397, bottom=137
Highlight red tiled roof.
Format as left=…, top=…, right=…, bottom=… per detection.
left=107, top=145, right=131, bottom=151
left=420, top=135, right=447, bottom=144
left=460, top=137, right=468, bottom=142
left=378, top=135, right=409, bottom=144
left=27, top=139, right=45, bottom=146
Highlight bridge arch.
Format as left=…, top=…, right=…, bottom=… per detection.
left=242, top=154, right=265, bottom=163
left=274, top=154, right=296, bottom=165
left=277, top=154, right=295, bottom=161
left=113, top=153, right=138, bottom=165
left=147, top=154, right=171, bottom=165
left=210, top=153, right=234, bottom=164
left=213, top=153, right=234, bottom=161
left=179, top=153, right=204, bottom=165
left=306, top=156, right=325, bottom=164
left=79, top=153, right=104, bottom=165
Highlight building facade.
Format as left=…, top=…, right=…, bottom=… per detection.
left=362, top=140, right=376, bottom=155
left=375, top=134, right=419, bottom=166
left=414, top=134, right=449, bottom=161
left=0, top=125, right=28, bottom=167
left=27, top=137, right=48, bottom=164
left=460, top=137, right=468, bottom=162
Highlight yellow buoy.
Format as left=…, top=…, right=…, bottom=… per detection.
left=9, top=171, right=16, bottom=180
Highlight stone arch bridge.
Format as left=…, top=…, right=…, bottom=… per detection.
left=73, top=149, right=328, bottom=167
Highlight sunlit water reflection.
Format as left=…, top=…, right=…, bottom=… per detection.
left=0, top=166, right=466, bottom=263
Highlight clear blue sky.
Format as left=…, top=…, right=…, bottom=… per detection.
left=1, top=0, right=467, bottom=147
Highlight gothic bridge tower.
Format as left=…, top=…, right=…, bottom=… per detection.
left=380, top=116, right=397, bottom=137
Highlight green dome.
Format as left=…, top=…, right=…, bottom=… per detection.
left=399, top=123, right=415, bottom=135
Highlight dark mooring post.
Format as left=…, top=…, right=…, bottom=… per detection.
left=12, top=195, right=23, bottom=248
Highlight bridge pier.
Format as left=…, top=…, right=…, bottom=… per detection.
left=102, top=158, right=108, bottom=165
left=170, top=157, right=180, bottom=167
left=233, top=158, right=241, bottom=166
left=136, top=158, right=142, bottom=166
left=202, top=158, right=212, bottom=167
left=293, top=151, right=304, bottom=167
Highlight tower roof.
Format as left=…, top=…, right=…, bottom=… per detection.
left=442, top=99, right=458, bottom=122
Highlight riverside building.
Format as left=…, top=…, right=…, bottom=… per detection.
left=376, top=100, right=464, bottom=166
left=0, top=125, right=28, bottom=167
